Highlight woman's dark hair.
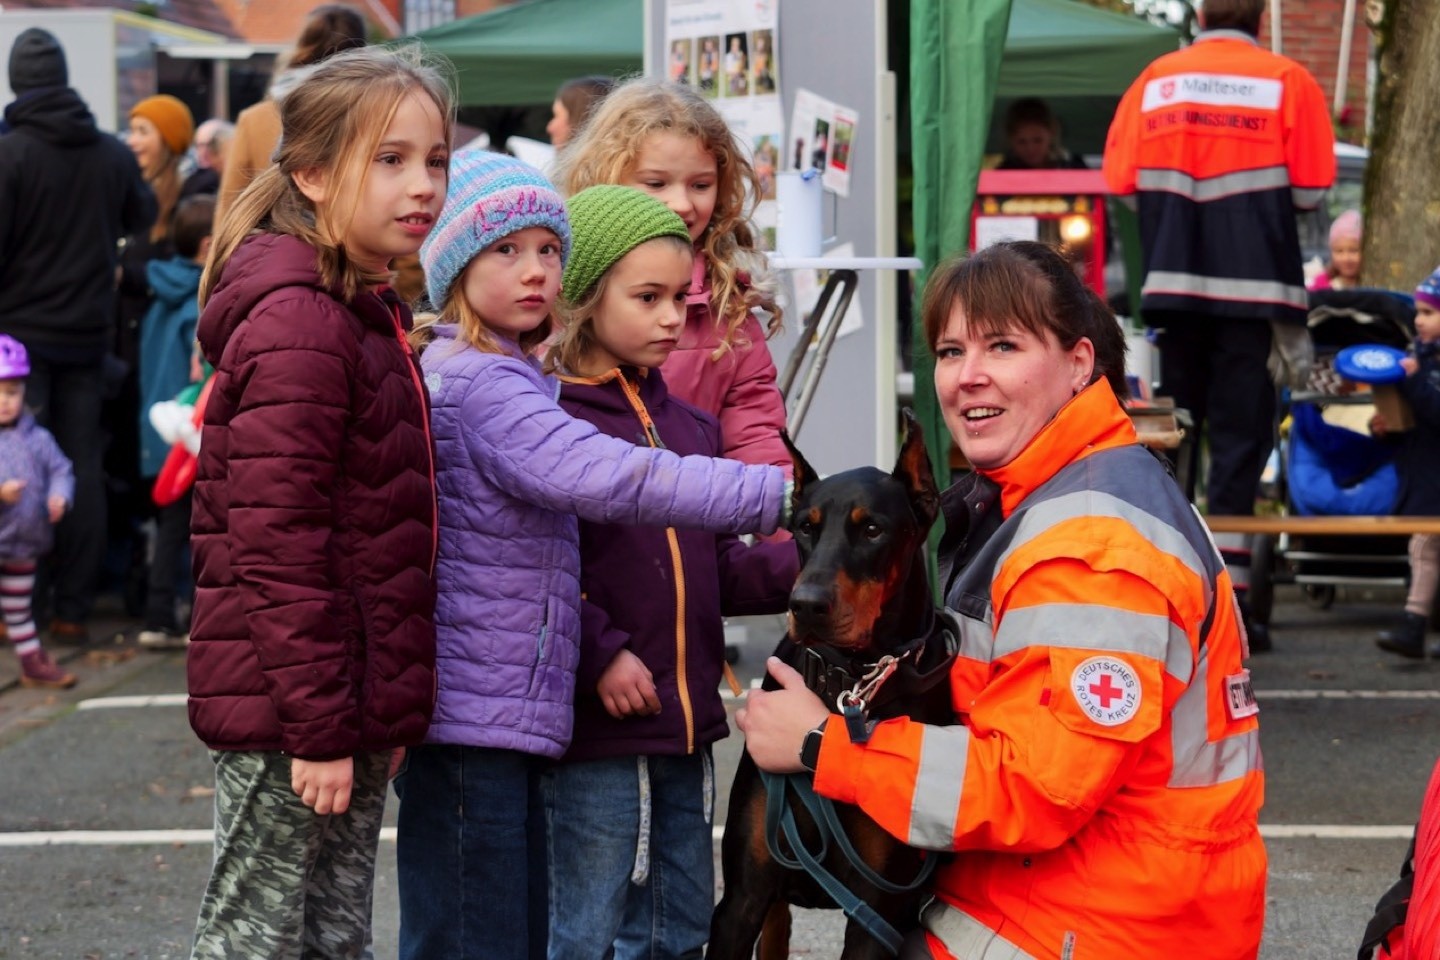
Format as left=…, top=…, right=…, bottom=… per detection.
left=290, top=4, right=367, bottom=68
left=920, top=241, right=1129, bottom=400
left=1200, top=0, right=1265, bottom=36
left=556, top=75, right=617, bottom=135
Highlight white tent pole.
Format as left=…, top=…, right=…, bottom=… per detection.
left=1334, top=0, right=1358, bottom=115
left=1269, top=0, right=1283, bottom=53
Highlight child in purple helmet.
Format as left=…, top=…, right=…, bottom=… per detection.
left=0, top=335, right=77, bottom=687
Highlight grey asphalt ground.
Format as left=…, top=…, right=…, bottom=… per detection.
left=0, top=586, right=1434, bottom=959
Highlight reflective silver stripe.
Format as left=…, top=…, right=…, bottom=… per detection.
left=998, top=492, right=1215, bottom=615
left=909, top=724, right=970, bottom=850
left=994, top=603, right=1193, bottom=681
left=922, top=900, right=1041, bottom=959
left=1143, top=270, right=1308, bottom=310
left=953, top=611, right=995, bottom=664
left=1212, top=531, right=1252, bottom=588
left=1169, top=648, right=1264, bottom=788
left=1292, top=186, right=1326, bottom=210
left=1137, top=165, right=1290, bottom=202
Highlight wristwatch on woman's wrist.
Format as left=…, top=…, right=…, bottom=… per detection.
left=799, top=720, right=827, bottom=772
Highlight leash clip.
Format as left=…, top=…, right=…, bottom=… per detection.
left=836, top=652, right=909, bottom=744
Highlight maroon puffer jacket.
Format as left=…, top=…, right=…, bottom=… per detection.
left=187, top=233, right=438, bottom=760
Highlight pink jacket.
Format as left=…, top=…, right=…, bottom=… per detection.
left=660, top=254, right=790, bottom=471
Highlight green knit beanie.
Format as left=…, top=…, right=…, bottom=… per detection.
left=561, top=186, right=693, bottom=304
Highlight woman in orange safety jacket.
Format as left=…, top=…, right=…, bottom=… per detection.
left=737, top=241, right=1266, bottom=959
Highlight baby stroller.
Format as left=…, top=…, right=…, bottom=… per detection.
left=1246, top=288, right=1416, bottom=626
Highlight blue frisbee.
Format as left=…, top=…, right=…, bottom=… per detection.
left=1335, top=344, right=1408, bottom=385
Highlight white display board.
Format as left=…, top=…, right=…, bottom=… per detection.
left=645, top=0, right=903, bottom=476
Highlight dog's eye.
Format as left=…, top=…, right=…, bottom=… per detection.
left=862, top=521, right=883, bottom=540
left=795, top=518, right=817, bottom=537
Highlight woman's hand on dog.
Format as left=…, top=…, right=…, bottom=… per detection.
left=598, top=650, right=662, bottom=718
left=736, top=657, right=831, bottom=774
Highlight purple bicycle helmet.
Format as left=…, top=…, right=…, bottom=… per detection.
left=0, top=335, right=30, bottom=380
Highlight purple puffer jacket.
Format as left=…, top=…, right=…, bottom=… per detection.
left=421, top=326, right=785, bottom=758
left=0, top=411, right=73, bottom=562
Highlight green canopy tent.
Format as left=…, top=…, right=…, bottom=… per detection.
left=409, top=0, right=643, bottom=108
left=991, top=0, right=1181, bottom=154
left=412, top=0, right=1175, bottom=119
left=909, top=0, right=1178, bottom=495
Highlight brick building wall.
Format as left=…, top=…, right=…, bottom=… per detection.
left=1258, top=0, right=1371, bottom=140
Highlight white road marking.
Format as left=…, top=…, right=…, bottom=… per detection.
left=0, top=824, right=1414, bottom=848
left=77, top=694, right=188, bottom=710
left=76, top=689, right=1440, bottom=708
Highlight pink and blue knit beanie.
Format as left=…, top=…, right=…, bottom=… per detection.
left=421, top=150, right=571, bottom=307
left=1416, top=265, right=1440, bottom=312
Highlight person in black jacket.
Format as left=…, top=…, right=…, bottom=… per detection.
left=0, top=28, right=157, bottom=641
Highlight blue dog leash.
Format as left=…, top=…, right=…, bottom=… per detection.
left=758, top=767, right=936, bottom=956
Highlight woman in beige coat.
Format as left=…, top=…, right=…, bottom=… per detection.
left=215, top=4, right=366, bottom=227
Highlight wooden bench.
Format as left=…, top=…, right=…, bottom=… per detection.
left=1205, top=516, right=1440, bottom=536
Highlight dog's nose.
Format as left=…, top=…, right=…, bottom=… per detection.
left=789, top=583, right=833, bottom=624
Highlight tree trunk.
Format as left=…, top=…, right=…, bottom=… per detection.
left=1362, top=0, right=1440, bottom=289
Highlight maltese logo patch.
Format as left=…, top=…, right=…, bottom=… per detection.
left=1070, top=656, right=1142, bottom=726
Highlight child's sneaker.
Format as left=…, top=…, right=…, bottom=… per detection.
left=137, top=628, right=189, bottom=651
left=18, top=649, right=77, bottom=689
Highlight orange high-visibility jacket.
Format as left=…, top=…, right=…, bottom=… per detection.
left=812, top=383, right=1266, bottom=959
left=1103, top=30, right=1335, bottom=325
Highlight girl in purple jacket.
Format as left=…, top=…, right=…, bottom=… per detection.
left=0, top=335, right=75, bottom=689
left=399, top=157, right=792, bottom=960
left=543, top=187, right=799, bottom=959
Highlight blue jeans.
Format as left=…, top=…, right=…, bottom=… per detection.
left=394, top=745, right=549, bottom=960
left=543, top=751, right=714, bottom=960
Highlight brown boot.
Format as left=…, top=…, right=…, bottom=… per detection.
left=18, top=649, right=77, bottom=689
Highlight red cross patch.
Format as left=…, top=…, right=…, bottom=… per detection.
left=1069, top=656, right=1142, bottom=726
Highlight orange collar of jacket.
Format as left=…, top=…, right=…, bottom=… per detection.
left=981, top=381, right=1139, bottom=517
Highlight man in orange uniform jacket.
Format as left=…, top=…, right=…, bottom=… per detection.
left=1103, top=0, right=1334, bottom=649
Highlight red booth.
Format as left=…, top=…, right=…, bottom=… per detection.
left=971, top=169, right=1110, bottom=296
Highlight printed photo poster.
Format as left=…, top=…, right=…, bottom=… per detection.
left=788, top=88, right=858, bottom=197
left=665, top=0, right=785, bottom=248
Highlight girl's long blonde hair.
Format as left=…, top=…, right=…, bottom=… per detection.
left=202, top=45, right=456, bottom=307
left=412, top=284, right=556, bottom=360
left=553, top=77, right=781, bottom=359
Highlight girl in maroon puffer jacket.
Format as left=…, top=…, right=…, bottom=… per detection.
left=186, top=46, right=453, bottom=959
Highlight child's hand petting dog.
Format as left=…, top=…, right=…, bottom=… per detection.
left=597, top=649, right=661, bottom=718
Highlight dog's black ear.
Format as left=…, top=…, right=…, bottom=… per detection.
left=893, top=409, right=939, bottom=529
left=781, top=428, right=820, bottom=504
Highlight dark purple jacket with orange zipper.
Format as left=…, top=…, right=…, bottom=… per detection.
left=557, top=366, right=798, bottom=762
left=188, top=232, right=438, bottom=761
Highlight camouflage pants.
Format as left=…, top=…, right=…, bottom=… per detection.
left=191, top=749, right=390, bottom=960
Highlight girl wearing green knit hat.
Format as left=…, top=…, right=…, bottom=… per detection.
left=543, top=184, right=800, bottom=960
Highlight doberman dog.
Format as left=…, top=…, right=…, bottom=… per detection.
left=708, top=411, right=954, bottom=960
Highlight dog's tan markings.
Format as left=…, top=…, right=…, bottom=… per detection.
left=757, top=903, right=794, bottom=960
left=805, top=505, right=823, bottom=526
left=849, top=506, right=870, bottom=526
left=834, top=571, right=885, bottom=648
left=748, top=789, right=774, bottom=865
left=847, top=815, right=902, bottom=870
